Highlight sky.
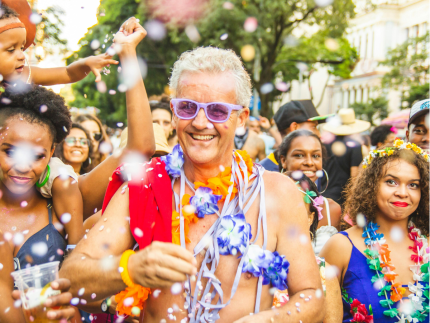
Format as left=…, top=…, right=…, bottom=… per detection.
left=35, top=0, right=102, bottom=92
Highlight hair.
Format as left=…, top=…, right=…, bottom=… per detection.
left=343, top=147, right=429, bottom=236
left=169, top=47, right=252, bottom=107
left=74, top=114, right=111, bottom=167
left=150, top=96, right=172, bottom=117
left=0, top=85, right=71, bottom=147
left=53, top=123, right=93, bottom=175
left=285, top=171, right=319, bottom=240
left=0, top=4, right=19, bottom=20
left=276, top=129, right=326, bottom=172
left=370, top=125, right=395, bottom=146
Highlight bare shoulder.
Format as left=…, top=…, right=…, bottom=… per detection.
left=263, top=171, right=297, bottom=196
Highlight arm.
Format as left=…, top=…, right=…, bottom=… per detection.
left=59, top=184, right=196, bottom=300
left=26, top=53, right=118, bottom=85
left=323, top=261, right=343, bottom=323
left=257, top=138, right=266, bottom=161
left=350, top=166, right=358, bottom=178
left=78, top=19, right=156, bottom=218
left=236, top=174, right=324, bottom=323
left=0, top=232, right=25, bottom=323
left=52, top=177, right=84, bottom=243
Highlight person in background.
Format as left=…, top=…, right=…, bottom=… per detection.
left=406, top=99, right=429, bottom=150
left=277, top=129, right=342, bottom=254
left=370, top=124, right=397, bottom=149
left=54, top=123, right=93, bottom=175
left=110, top=128, right=123, bottom=151
left=249, top=116, right=276, bottom=155
left=320, top=108, right=370, bottom=207
left=260, top=100, right=332, bottom=172
left=151, top=96, right=177, bottom=150
left=75, top=114, right=112, bottom=168
left=234, top=118, right=266, bottom=161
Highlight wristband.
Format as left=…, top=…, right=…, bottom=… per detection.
left=119, top=250, right=135, bottom=287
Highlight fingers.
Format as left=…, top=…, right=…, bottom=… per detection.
left=152, top=267, right=187, bottom=286
left=107, top=59, right=119, bottom=65
left=11, top=290, right=20, bottom=300
left=92, top=68, right=102, bottom=82
left=119, top=17, right=140, bottom=36
left=43, top=291, right=72, bottom=308
left=50, top=278, right=71, bottom=292
left=47, top=307, right=76, bottom=320
left=157, top=254, right=197, bottom=276
left=152, top=241, right=197, bottom=266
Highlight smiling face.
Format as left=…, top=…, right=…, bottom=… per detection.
left=80, top=120, right=101, bottom=151
left=62, top=128, right=90, bottom=165
left=0, top=118, right=54, bottom=195
left=407, top=114, right=429, bottom=150
left=376, top=159, right=421, bottom=221
left=280, top=136, right=323, bottom=182
left=172, top=71, right=249, bottom=168
left=0, top=18, right=26, bottom=82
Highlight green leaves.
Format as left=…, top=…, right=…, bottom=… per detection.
left=303, top=189, right=317, bottom=204
left=379, top=299, right=394, bottom=308
left=383, top=308, right=398, bottom=317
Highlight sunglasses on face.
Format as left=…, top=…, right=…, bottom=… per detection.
left=65, top=137, right=90, bottom=147
left=171, top=99, right=243, bottom=123
left=92, top=132, right=103, bottom=141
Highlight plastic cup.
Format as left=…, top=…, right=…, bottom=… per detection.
left=11, top=261, right=61, bottom=323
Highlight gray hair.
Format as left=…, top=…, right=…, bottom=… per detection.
left=169, top=47, right=252, bottom=107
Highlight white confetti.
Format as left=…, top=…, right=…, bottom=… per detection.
left=123, top=297, right=134, bottom=307
left=91, top=39, right=101, bottom=50
left=78, top=288, right=85, bottom=296
left=244, top=17, right=258, bottom=32
left=171, top=283, right=182, bottom=295
left=134, top=228, right=143, bottom=237
left=13, top=233, right=24, bottom=245
left=40, top=105, right=48, bottom=113
left=99, top=225, right=104, bottom=231
left=91, top=293, right=96, bottom=299
left=61, top=213, right=72, bottom=224
left=30, top=13, right=42, bottom=24
left=71, top=298, right=79, bottom=306
left=20, top=201, right=28, bottom=207
left=31, top=242, right=48, bottom=257
left=356, top=213, right=366, bottom=228
left=220, top=33, right=228, bottom=40
left=153, top=289, right=161, bottom=298
left=390, top=226, right=404, bottom=243
left=316, top=170, right=324, bottom=178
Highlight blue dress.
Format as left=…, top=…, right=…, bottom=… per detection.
left=339, top=231, right=408, bottom=323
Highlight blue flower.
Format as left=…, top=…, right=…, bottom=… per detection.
left=189, top=187, right=222, bottom=218
left=262, top=251, right=290, bottom=289
left=242, top=245, right=274, bottom=277
left=362, top=221, right=384, bottom=245
left=217, top=213, right=252, bottom=256
left=160, top=144, right=184, bottom=178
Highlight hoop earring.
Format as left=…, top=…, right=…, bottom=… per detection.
left=281, top=169, right=285, bottom=174
left=25, top=56, right=32, bottom=84
left=36, top=165, right=51, bottom=188
left=309, top=231, right=314, bottom=240
left=319, top=169, right=329, bottom=194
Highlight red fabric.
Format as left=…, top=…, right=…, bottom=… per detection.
left=101, top=157, right=172, bottom=249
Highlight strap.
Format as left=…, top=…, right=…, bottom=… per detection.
left=0, top=22, right=25, bottom=34
left=338, top=231, right=353, bottom=244
left=47, top=199, right=53, bottom=224
left=323, top=197, right=331, bottom=226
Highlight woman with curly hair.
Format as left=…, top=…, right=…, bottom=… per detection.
left=320, top=141, right=429, bottom=323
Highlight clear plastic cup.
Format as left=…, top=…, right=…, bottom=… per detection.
left=11, top=261, right=61, bottom=323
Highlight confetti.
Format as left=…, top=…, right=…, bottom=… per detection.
left=220, top=33, right=228, bottom=40
left=123, top=297, right=134, bottom=307
left=332, top=141, right=346, bottom=156
left=153, top=289, right=161, bottom=298
left=356, top=213, right=366, bottom=228
left=31, top=242, right=48, bottom=257
left=325, top=265, right=339, bottom=279
left=78, top=288, right=85, bottom=296
left=13, top=233, right=24, bottom=245
left=275, top=82, right=289, bottom=92
left=134, top=228, right=143, bottom=237
left=99, top=225, right=104, bottom=231
left=61, top=213, right=72, bottom=224
left=96, top=81, right=107, bottom=93
left=39, top=105, right=48, bottom=113
left=390, top=225, right=404, bottom=243
left=91, top=293, right=96, bottom=299
left=185, top=25, right=200, bottom=43
left=316, top=170, right=324, bottom=178
left=222, top=2, right=234, bottom=9
left=244, top=17, right=258, bottom=32
left=315, top=0, right=334, bottom=7
left=145, top=20, right=166, bottom=41
left=0, top=263, right=3, bottom=270
left=325, top=38, right=339, bottom=51
left=260, top=83, right=274, bottom=94
left=109, top=89, right=116, bottom=95
left=240, top=45, right=255, bottom=61
left=30, top=13, right=42, bottom=24
left=171, top=283, right=182, bottom=295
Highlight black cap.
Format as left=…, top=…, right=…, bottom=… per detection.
left=274, top=100, right=326, bottom=132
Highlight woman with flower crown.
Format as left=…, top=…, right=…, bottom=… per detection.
left=320, top=140, right=429, bottom=323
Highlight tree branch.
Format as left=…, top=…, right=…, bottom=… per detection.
left=284, top=7, right=317, bottom=29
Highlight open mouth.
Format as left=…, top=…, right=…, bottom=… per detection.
left=302, top=170, right=316, bottom=177
left=189, top=134, right=215, bottom=141
left=16, top=65, right=24, bottom=73
left=71, top=150, right=83, bottom=156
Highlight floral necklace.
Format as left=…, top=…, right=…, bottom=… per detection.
left=362, top=221, right=429, bottom=323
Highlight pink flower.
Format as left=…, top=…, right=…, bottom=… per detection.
left=313, top=195, right=324, bottom=220
left=350, top=299, right=374, bottom=323
left=390, top=126, right=398, bottom=134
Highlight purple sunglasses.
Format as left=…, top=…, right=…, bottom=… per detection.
left=171, top=99, right=243, bottom=123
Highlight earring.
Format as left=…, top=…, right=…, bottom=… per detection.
left=319, top=169, right=330, bottom=194
left=25, top=56, right=32, bottom=84
left=36, top=165, right=51, bottom=188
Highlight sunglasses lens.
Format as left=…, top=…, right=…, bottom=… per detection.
left=207, top=103, right=229, bottom=122
left=176, top=101, right=198, bottom=118
left=93, top=133, right=102, bottom=141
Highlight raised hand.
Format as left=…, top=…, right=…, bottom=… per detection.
left=114, top=17, right=147, bottom=52
left=259, top=116, right=271, bottom=131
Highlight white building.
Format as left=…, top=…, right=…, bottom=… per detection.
left=276, top=0, right=429, bottom=119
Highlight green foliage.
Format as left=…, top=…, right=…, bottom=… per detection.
left=350, top=97, right=388, bottom=126
left=381, top=32, right=429, bottom=109
left=68, top=0, right=357, bottom=121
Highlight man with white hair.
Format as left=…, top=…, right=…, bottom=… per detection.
left=61, top=19, right=324, bottom=323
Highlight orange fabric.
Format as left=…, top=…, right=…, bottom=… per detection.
left=0, top=22, right=25, bottom=34
left=115, top=285, right=151, bottom=316
left=2, top=0, right=36, bottom=50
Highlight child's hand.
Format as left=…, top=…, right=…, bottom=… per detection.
left=85, top=53, right=119, bottom=82
left=114, top=17, right=147, bottom=53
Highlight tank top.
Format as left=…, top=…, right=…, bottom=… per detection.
left=312, top=197, right=338, bottom=256
left=338, top=231, right=406, bottom=323
left=13, top=199, right=67, bottom=270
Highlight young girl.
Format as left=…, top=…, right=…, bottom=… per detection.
left=320, top=140, right=429, bottom=323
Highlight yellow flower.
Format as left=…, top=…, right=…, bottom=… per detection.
left=387, top=150, right=394, bottom=156
left=406, top=143, right=412, bottom=149
left=394, top=139, right=403, bottom=148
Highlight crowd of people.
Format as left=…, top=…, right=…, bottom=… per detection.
left=0, top=2, right=428, bottom=323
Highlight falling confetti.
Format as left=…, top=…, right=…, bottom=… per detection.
left=134, top=228, right=143, bottom=237
left=220, top=33, right=228, bottom=40
left=109, top=89, right=116, bottom=95
left=316, top=170, right=324, bottom=178
left=243, top=17, right=258, bottom=33
left=78, top=288, right=85, bottom=296
left=96, top=81, right=107, bottom=93
left=332, top=141, right=346, bottom=156
left=145, top=20, right=167, bottom=41
left=325, top=265, right=339, bottom=279
left=291, top=170, right=303, bottom=180
left=260, top=83, right=274, bottom=94
left=61, top=213, right=72, bottom=224
left=30, top=13, right=42, bottom=24
left=240, top=45, right=255, bottom=61
left=275, top=82, right=289, bottom=92
left=31, top=242, right=48, bottom=257
left=185, top=25, right=201, bottom=42
left=222, top=2, right=234, bottom=9
left=71, top=298, right=80, bottom=306
left=39, top=105, right=48, bottom=113
left=315, top=0, right=334, bottom=7
left=356, top=213, right=366, bottom=227
left=13, top=233, right=24, bottom=246
left=171, top=283, right=182, bottom=295
left=153, top=289, right=161, bottom=298
left=390, top=225, right=404, bottom=243
left=325, top=38, right=339, bottom=51
left=91, top=39, right=101, bottom=50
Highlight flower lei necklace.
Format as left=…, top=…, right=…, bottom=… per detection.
left=362, top=221, right=429, bottom=322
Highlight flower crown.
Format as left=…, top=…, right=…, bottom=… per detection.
left=362, top=139, right=429, bottom=168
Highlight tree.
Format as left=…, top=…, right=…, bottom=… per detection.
left=381, top=32, right=429, bottom=109
left=350, top=96, right=388, bottom=126
left=68, top=0, right=357, bottom=122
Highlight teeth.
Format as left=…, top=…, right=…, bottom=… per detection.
left=192, top=134, right=214, bottom=140
left=303, top=171, right=315, bottom=175
left=72, top=151, right=82, bottom=155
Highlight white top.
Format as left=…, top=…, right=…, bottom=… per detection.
left=37, top=157, right=78, bottom=198
left=313, top=197, right=338, bottom=256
